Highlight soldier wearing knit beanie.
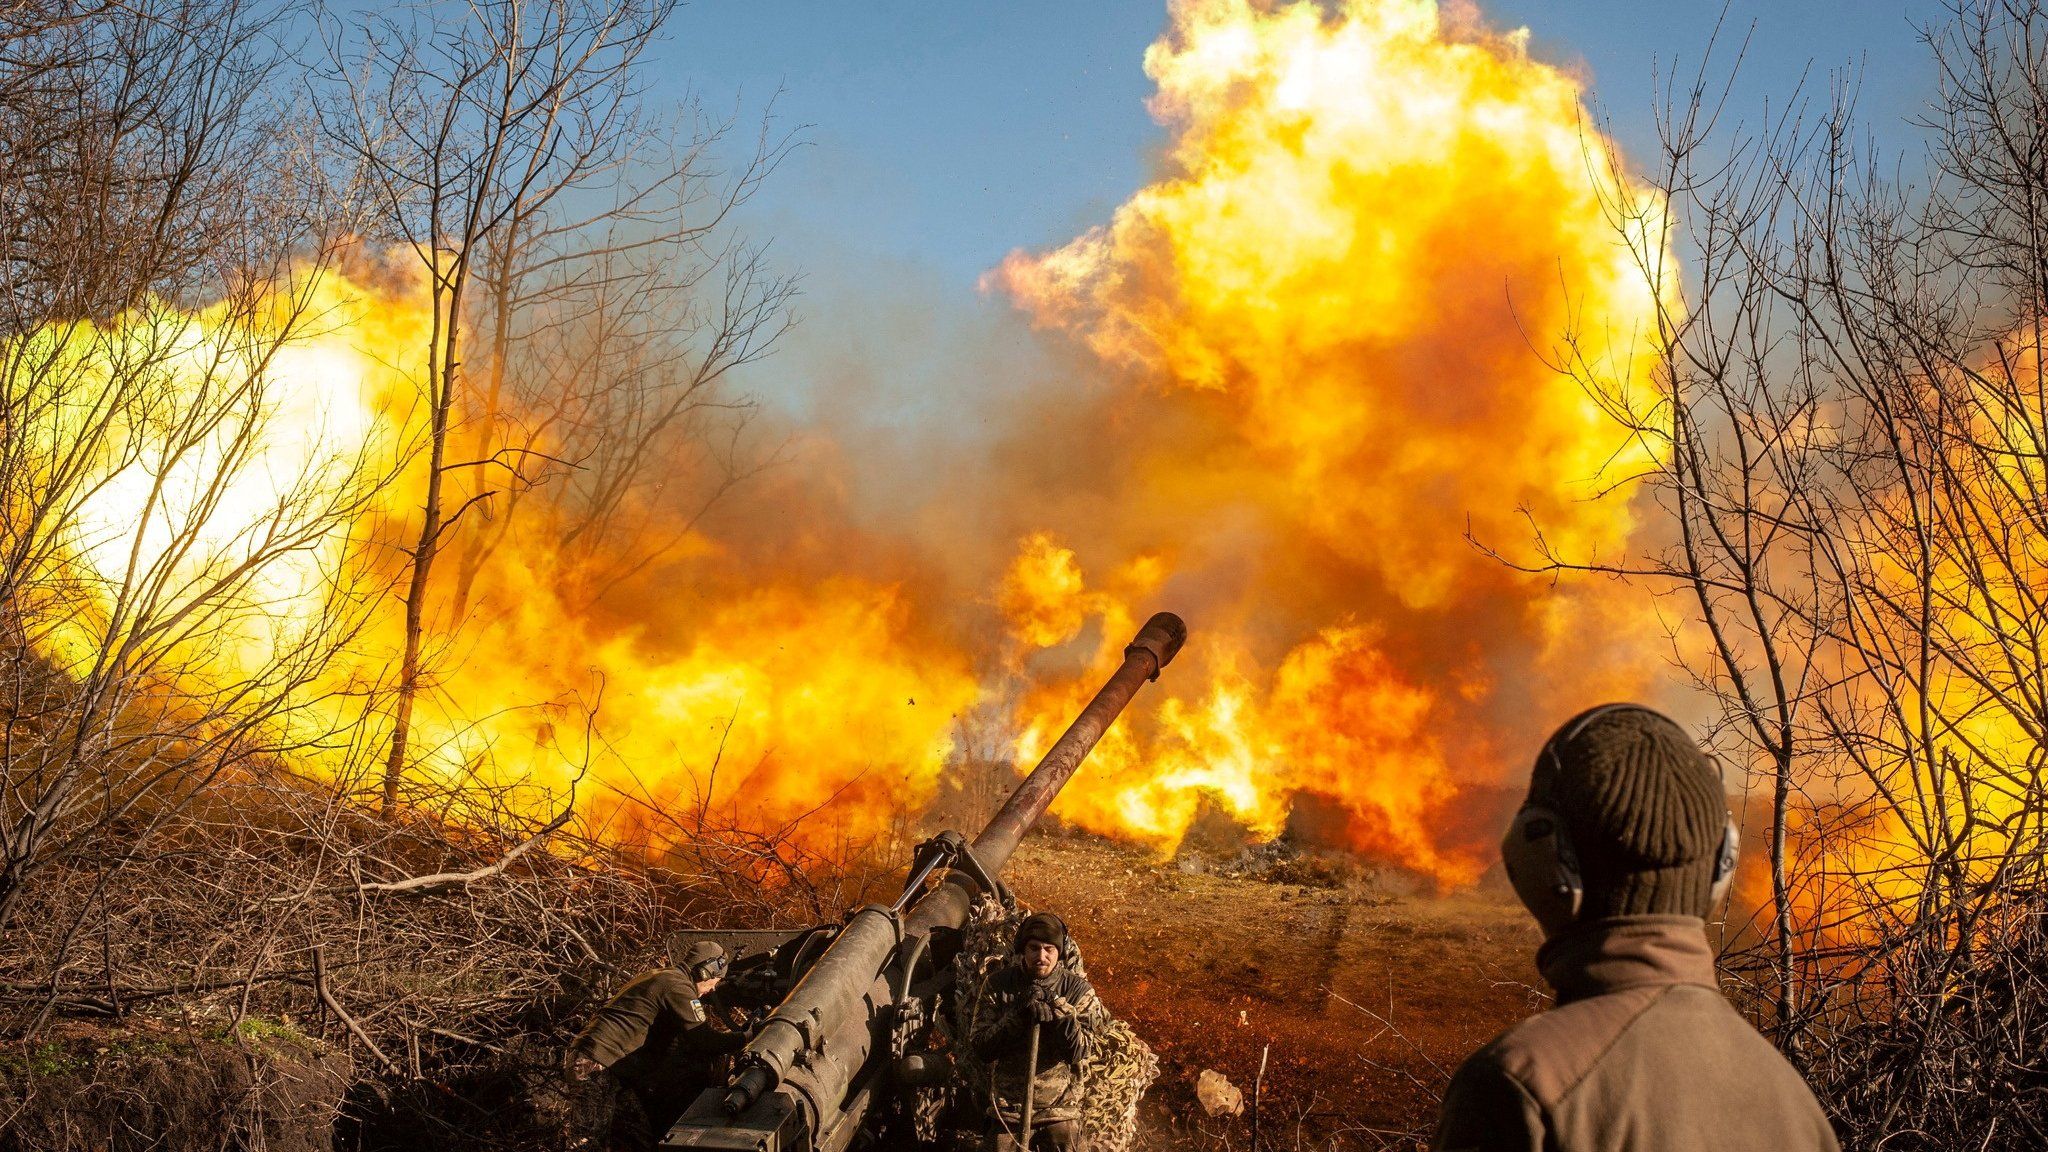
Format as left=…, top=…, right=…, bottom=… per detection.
left=1012, top=912, right=1067, bottom=955
left=977, top=911, right=1097, bottom=1151
left=1434, top=703, right=1838, bottom=1152
left=1521, top=703, right=1731, bottom=926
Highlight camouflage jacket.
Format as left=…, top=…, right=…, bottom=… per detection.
left=971, top=961, right=1101, bottom=1123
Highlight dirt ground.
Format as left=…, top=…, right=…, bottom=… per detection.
left=1004, top=835, right=1543, bottom=1150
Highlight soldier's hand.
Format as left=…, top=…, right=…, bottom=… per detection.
left=566, top=1053, right=603, bottom=1082
left=1028, top=989, right=1062, bottom=1023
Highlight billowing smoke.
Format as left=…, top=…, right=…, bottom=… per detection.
left=976, top=0, right=1668, bottom=881
left=29, top=0, right=1674, bottom=882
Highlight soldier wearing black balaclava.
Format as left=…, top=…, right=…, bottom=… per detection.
left=1433, top=704, right=1837, bottom=1152
left=973, top=912, right=1100, bottom=1152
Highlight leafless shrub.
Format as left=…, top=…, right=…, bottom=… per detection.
left=0, top=740, right=861, bottom=1141
left=0, top=0, right=383, bottom=930
left=0, top=6, right=816, bottom=1147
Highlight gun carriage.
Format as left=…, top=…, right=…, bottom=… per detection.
left=661, top=612, right=1187, bottom=1151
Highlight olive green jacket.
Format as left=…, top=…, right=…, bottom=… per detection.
left=571, top=967, right=748, bottom=1126
left=1434, top=916, right=1838, bottom=1152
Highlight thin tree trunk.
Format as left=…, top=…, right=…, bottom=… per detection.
left=383, top=276, right=465, bottom=817
left=450, top=232, right=518, bottom=621
left=1771, top=741, right=1796, bottom=1043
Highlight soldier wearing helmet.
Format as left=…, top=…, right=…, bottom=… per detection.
left=1433, top=704, right=1837, bottom=1152
left=567, top=940, right=749, bottom=1139
left=971, top=912, right=1100, bottom=1152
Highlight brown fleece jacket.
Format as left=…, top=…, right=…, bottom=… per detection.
left=1433, top=917, right=1837, bottom=1152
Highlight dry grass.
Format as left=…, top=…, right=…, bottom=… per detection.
left=0, top=747, right=894, bottom=1151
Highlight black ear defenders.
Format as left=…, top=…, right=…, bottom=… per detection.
left=1502, top=704, right=1740, bottom=930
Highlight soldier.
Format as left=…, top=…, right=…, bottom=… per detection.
left=972, top=912, right=1099, bottom=1152
left=1434, top=704, right=1838, bottom=1152
left=567, top=940, right=750, bottom=1140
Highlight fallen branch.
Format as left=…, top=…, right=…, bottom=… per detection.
left=355, top=804, right=575, bottom=896
left=257, top=804, right=578, bottom=902
left=425, top=1023, right=506, bottom=1053
left=315, top=944, right=402, bottom=1076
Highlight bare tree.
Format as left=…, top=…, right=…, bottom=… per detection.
left=445, top=101, right=797, bottom=619
left=0, top=0, right=285, bottom=329
left=0, top=0, right=388, bottom=925
left=1486, top=25, right=1848, bottom=1036
left=319, top=0, right=683, bottom=815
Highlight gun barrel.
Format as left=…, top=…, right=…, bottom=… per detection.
left=664, top=613, right=1185, bottom=1150
left=970, top=611, right=1186, bottom=873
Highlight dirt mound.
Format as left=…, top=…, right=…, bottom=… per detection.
left=1004, top=836, right=1540, bottom=1148
left=0, top=1016, right=350, bottom=1152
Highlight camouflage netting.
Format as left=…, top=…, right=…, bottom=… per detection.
left=948, top=898, right=1157, bottom=1152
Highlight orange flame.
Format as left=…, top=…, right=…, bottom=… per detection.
left=21, top=261, right=981, bottom=853
left=1002, top=537, right=1477, bottom=882
left=989, top=0, right=1669, bottom=882
left=16, top=0, right=1679, bottom=884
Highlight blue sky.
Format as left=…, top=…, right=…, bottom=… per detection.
left=645, top=1, right=1944, bottom=432
left=662, top=1, right=1938, bottom=287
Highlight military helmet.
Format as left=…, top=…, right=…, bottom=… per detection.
left=679, top=939, right=729, bottom=981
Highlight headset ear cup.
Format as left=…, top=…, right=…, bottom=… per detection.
left=1709, top=814, right=1741, bottom=907
left=1502, top=806, right=1582, bottom=933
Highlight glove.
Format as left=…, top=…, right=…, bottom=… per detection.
left=1028, top=988, right=1062, bottom=1024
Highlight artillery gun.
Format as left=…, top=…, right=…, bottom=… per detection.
left=660, top=612, right=1187, bottom=1151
